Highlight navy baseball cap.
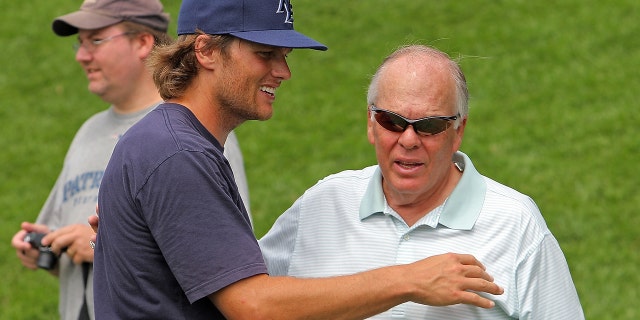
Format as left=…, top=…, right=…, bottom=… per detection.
left=177, top=0, right=327, bottom=51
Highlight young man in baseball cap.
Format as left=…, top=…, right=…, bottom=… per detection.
left=10, top=1, right=247, bottom=319
left=93, top=0, right=502, bottom=318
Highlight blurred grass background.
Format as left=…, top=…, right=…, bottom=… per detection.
left=1, top=0, right=638, bottom=318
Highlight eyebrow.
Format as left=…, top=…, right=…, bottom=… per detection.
left=77, top=28, right=114, bottom=40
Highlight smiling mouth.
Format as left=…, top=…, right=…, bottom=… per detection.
left=260, top=86, right=276, bottom=97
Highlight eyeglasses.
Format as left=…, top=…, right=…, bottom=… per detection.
left=369, top=104, right=459, bottom=136
left=73, top=32, right=134, bottom=53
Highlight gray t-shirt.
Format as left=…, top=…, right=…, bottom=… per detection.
left=36, top=105, right=156, bottom=320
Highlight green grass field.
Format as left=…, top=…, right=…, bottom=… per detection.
left=1, top=0, right=638, bottom=318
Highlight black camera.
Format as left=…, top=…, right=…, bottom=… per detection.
left=23, top=232, right=64, bottom=270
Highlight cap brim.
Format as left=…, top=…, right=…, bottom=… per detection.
left=52, top=11, right=122, bottom=36
left=229, top=30, right=328, bottom=51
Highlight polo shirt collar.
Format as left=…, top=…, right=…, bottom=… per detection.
left=359, top=151, right=486, bottom=230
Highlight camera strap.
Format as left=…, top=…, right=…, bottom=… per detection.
left=78, top=262, right=91, bottom=320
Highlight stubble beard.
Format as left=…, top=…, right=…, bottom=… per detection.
left=217, top=77, right=272, bottom=124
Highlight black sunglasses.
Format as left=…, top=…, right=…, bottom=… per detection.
left=369, top=105, right=459, bottom=136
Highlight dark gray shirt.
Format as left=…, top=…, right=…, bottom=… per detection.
left=94, top=103, right=265, bottom=319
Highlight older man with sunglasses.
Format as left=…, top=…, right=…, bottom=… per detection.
left=259, top=45, right=584, bottom=319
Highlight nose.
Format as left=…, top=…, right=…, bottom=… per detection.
left=397, top=124, right=420, bottom=149
left=75, top=46, right=92, bottom=62
left=272, top=56, right=292, bottom=81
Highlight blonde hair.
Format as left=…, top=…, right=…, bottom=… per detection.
left=147, top=31, right=235, bottom=100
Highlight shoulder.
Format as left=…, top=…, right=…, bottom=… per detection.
left=74, top=108, right=112, bottom=132
left=121, top=105, right=218, bottom=155
left=308, top=166, right=377, bottom=193
left=109, top=105, right=226, bottom=183
left=316, top=165, right=377, bottom=184
left=291, top=166, right=377, bottom=214
left=483, top=177, right=542, bottom=216
left=480, top=176, right=551, bottom=238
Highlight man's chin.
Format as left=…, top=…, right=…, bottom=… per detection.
left=257, top=113, right=273, bottom=121
left=87, top=85, right=107, bottom=98
left=253, top=106, right=274, bottom=121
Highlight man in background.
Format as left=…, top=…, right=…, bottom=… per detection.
left=11, top=0, right=250, bottom=319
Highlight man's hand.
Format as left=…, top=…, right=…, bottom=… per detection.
left=404, top=253, right=503, bottom=308
left=42, top=224, right=96, bottom=265
left=11, top=222, right=50, bottom=270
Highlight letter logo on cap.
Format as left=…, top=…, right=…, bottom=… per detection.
left=277, top=0, right=294, bottom=24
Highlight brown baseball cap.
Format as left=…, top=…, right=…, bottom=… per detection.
left=52, top=0, right=170, bottom=36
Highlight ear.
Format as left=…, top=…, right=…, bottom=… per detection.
left=367, top=109, right=375, bottom=145
left=194, top=35, right=217, bottom=71
left=452, top=116, right=467, bottom=151
left=136, top=33, right=156, bottom=60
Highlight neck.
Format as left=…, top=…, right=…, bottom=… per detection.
left=386, top=165, right=462, bottom=227
left=167, top=73, right=246, bottom=147
left=168, top=97, right=233, bottom=148
left=109, top=71, right=162, bottom=114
